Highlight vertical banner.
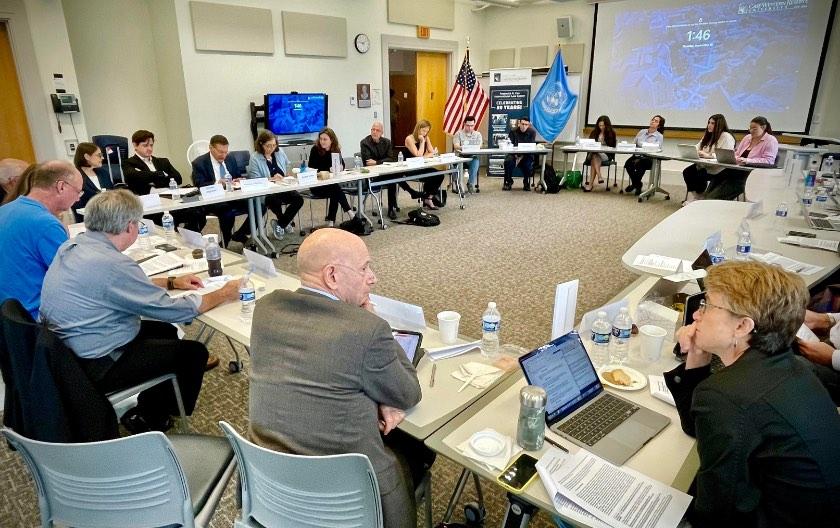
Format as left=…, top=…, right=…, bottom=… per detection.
left=488, top=68, right=532, bottom=176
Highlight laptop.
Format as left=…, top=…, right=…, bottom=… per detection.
left=518, top=332, right=670, bottom=466
left=677, top=144, right=699, bottom=159
left=714, top=148, right=737, bottom=164
left=803, top=209, right=840, bottom=231
left=392, top=329, right=424, bottom=367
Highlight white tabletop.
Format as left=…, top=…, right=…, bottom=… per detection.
left=458, top=146, right=550, bottom=155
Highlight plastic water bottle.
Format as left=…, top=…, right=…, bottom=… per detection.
left=239, top=272, right=256, bottom=323
left=481, top=302, right=501, bottom=358
left=610, top=307, right=632, bottom=365
left=161, top=210, right=175, bottom=242
left=802, top=188, right=814, bottom=210
left=138, top=220, right=152, bottom=250
left=590, top=310, right=612, bottom=366
left=773, top=201, right=788, bottom=229
left=710, top=239, right=726, bottom=264
left=735, top=230, right=752, bottom=261
left=168, top=177, right=177, bottom=192
left=206, top=235, right=223, bottom=277
left=353, top=155, right=362, bottom=171
left=816, top=187, right=829, bottom=209
left=300, top=153, right=307, bottom=173
left=433, top=147, right=439, bottom=157
left=397, top=151, right=404, bottom=164
left=224, top=172, right=233, bottom=191
left=826, top=155, right=835, bottom=175
left=805, top=169, right=817, bottom=189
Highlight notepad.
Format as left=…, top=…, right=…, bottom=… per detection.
left=139, top=253, right=186, bottom=276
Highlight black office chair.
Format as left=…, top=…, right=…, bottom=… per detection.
left=91, top=134, right=129, bottom=187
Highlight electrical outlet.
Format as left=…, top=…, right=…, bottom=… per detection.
left=65, top=140, right=78, bottom=156
left=350, top=96, right=356, bottom=106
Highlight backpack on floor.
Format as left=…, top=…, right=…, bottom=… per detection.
left=338, top=216, right=373, bottom=236
left=406, top=208, right=440, bottom=227
left=543, top=165, right=561, bottom=194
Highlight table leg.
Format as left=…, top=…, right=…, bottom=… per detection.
left=500, top=493, right=538, bottom=527
left=452, top=163, right=466, bottom=210
left=638, top=159, right=669, bottom=202
left=559, top=151, right=569, bottom=186
left=538, top=154, right=547, bottom=190
left=246, top=198, right=271, bottom=253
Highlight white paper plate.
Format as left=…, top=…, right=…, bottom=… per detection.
left=597, top=365, right=647, bottom=391
left=469, top=431, right=506, bottom=457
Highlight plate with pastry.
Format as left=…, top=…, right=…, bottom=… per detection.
left=597, top=365, right=647, bottom=391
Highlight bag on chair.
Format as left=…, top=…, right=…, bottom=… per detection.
left=407, top=208, right=440, bottom=227
left=543, top=165, right=561, bottom=194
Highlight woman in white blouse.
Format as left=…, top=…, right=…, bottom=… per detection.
left=682, top=114, right=736, bottom=205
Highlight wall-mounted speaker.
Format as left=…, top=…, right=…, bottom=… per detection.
left=556, top=16, right=573, bottom=39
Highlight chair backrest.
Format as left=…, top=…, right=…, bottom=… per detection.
left=229, top=150, right=251, bottom=174
left=219, top=421, right=383, bottom=528
left=187, top=140, right=210, bottom=165
left=1, top=427, right=196, bottom=528
left=91, top=135, right=129, bottom=184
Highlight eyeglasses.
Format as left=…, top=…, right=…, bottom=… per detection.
left=698, top=299, right=746, bottom=318
left=59, top=179, right=84, bottom=198
left=333, top=262, right=374, bottom=277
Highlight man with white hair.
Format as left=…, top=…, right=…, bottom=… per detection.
left=0, top=158, right=30, bottom=204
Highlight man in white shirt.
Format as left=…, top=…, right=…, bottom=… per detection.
left=452, top=115, right=483, bottom=194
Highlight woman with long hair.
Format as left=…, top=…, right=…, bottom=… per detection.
left=405, top=119, right=444, bottom=210
left=682, top=114, right=736, bottom=204
left=583, top=115, right=617, bottom=192
left=308, top=127, right=352, bottom=226
left=705, top=116, right=778, bottom=201
left=247, top=130, right=304, bottom=240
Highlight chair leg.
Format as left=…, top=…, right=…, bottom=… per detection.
left=169, top=377, right=189, bottom=431
left=423, top=473, right=433, bottom=528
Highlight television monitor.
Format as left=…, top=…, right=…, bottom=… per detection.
left=265, top=93, right=328, bottom=135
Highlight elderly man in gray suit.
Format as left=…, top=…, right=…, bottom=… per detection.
left=249, top=228, right=428, bottom=528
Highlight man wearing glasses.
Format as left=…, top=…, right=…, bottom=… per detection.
left=453, top=115, right=483, bottom=194
left=0, top=161, right=82, bottom=320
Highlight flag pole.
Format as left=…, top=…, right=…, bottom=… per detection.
left=462, top=37, right=470, bottom=131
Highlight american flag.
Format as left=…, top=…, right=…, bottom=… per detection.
left=442, top=54, right=488, bottom=135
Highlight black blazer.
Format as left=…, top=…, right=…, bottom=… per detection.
left=191, top=152, right=243, bottom=188
left=121, top=155, right=183, bottom=195
left=71, top=169, right=115, bottom=223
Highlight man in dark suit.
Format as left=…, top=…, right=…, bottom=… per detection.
left=122, top=130, right=204, bottom=233
left=503, top=117, right=537, bottom=191
left=249, top=228, right=432, bottom=528
left=190, top=134, right=250, bottom=245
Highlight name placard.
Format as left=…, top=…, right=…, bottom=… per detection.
left=139, top=193, right=162, bottom=210
left=298, top=170, right=317, bottom=185
left=240, top=178, right=271, bottom=191
left=517, top=143, right=537, bottom=150
left=406, top=157, right=425, bottom=167
left=199, top=184, right=225, bottom=200
left=243, top=248, right=278, bottom=277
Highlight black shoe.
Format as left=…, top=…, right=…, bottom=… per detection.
left=120, top=408, right=173, bottom=435
left=624, top=184, right=636, bottom=193
left=634, top=187, right=643, bottom=196
left=432, top=195, right=444, bottom=208
left=231, top=231, right=249, bottom=243
left=522, top=184, right=531, bottom=191
left=388, top=208, right=397, bottom=220
left=475, top=185, right=480, bottom=194
left=502, top=182, right=512, bottom=191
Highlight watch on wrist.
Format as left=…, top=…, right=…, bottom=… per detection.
left=167, top=276, right=176, bottom=290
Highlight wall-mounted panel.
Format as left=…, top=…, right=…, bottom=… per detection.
left=387, top=0, right=454, bottom=30
left=190, top=1, right=274, bottom=54
left=282, top=11, right=346, bottom=58
left=488, top=48, right=515, bottom=69
left=519, top=46, right=548, bottom=68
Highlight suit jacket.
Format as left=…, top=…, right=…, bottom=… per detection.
left=71, top=169, right=114, bottom=223
left=665, top=349, right=840, bottom=527
left=248, top=288, right=421, bottom=494
left=121, top=155, right=182, bottom=195
left=191, top=152, right=243, bottom=188
left=246, top=150, right=290, bottom=180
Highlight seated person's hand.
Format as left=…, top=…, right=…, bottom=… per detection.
left=220, top=280, right=241, bottom=300
left=676, top=323, right=712, bottom=369
left=797, top=339, right=835, bottom=367
left=804, top=310, right=833, bottom=333
left=378, top=404, right=406, bottom=435
left=172, top=275, right=203, bottom=290
left=365, top=159, right=377, bottom=166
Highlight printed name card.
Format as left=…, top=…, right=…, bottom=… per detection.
left=243, top=248, right=278, bottom=277
left=406, top=157, right=425, bottom=167
left=239, top=178, right=271, bottom=191
left=517, top=142, right=537, bottom=150
left=298, top=170, right=317, bottom=185
left=460, top=145, right=480, bottom=152
left=199, top=184, right=225, bottom=200
left=440, top=152, right=459, bottom=160
left=139, top=193, right=162, bottom=210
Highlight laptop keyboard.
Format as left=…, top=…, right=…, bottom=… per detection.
left=810, top=217, right=837, bottom=229
left=557, top=394, right=639, bottom=446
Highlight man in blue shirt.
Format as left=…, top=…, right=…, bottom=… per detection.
left=0, top=161, right=82, bottom=320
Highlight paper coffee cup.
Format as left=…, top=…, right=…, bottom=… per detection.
left=437, top=311, right=461, bottom=345
left=639, top=325, right=667, bottom=362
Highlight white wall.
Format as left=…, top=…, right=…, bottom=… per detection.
left=172, top=0, right=484, bottom=154
left=1, top=0, right=89, bottom=160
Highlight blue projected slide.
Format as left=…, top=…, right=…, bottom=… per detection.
left=589, top=0, right=833, bottom=131
left=266, top=93, right=327, bottom=135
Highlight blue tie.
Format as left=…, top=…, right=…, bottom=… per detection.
left=219, top=162, right=226, bottom=179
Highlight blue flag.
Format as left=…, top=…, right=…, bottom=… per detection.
left=531, top=51, right=578, bottom=143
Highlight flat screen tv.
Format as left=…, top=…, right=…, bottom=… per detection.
left=265, top=93, right=328, bottom=135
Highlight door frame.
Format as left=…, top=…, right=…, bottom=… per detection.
left=380, top=35, right=458, bottom=144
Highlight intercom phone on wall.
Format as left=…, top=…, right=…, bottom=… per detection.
left=51, top=93, right=79, bottom=113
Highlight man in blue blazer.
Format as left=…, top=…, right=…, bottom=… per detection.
left=190, top=134, right=251, bottom=246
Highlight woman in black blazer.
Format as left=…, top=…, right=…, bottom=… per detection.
left=308, top=128, right=352, bottom=226
left=72, top=142, right=107, bottom=223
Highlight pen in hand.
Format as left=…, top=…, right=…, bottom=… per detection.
left=429, top=363, right=436, bottom=388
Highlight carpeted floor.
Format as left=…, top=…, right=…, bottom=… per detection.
left=0, top=173, right=681, bottom=527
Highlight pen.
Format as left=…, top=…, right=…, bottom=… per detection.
left=429, top=363, right=436, bottom=388
left=545, top=436, right=569, bottom=453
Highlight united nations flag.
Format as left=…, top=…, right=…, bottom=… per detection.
left=531, top=50, right=578, bottom=143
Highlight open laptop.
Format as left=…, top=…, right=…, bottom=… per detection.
left=714, top=148, right=737, bottom=164
left=803, top=209, right=840, bottom=231
left=676, top=144, right=699, bottom=159
left=519, top=332, right=670, bottom=466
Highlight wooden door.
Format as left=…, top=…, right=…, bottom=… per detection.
left=415, top=52, right=447, bottom=151
left=389, top=74, right=416, bottom=149
left=0, top=23, right=35, bottom=162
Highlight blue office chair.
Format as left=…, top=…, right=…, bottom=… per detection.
left=91, top=134, right=129, bottom=186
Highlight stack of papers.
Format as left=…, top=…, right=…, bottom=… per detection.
left=750, top=252, right=823, bottom=275
left=778, top=236, right=840, bottom=252
left=426, top=340, right=481, bottom=360
left=139, top=253, right=186, bottom=276
left=537, top=449, right=691, bottom=528
left=632, top=254, right=682, bottom=273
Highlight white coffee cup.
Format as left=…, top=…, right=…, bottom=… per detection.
left=437, top=311, right=461, bottom=345
left=639, top=325, right=667, bottom=362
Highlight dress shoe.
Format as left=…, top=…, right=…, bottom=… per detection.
left=205, top=354, right=220, bottom=371
left=231, top=231, right=249, bottom=243
left=388, top=208, right=398, bottom=220
left=522, top=184, right=531, bottom=191
left=475, top=185, right=480, bottom=194
left=502, top=182, right=512, bottom=191
left=634, top=187, right=643, bottom=196
left=432, top=195, right=445, bottom=208
left=624, top=184, right=636, bottom=193
left=120, top=408, right=173, bottom=435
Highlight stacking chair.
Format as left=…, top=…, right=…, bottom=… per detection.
left=219, top=421, right=384, bottom=528
left=1, top=427, right=235, bottom=528
left=91, top=134, right=128, bottom=186
left=582, top=155, right=616, bottom=190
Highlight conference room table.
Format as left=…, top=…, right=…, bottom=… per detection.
left=622, top=167, right=840, bottom=289
left=425, top=275, right=698, bottom=527
left=455, top=145, right=550, bottom=189
left=191, top=259, right=516, bottom=441
left=559, top=144, right=666, bottom=199
left=136, top=155, right=469, bottom=252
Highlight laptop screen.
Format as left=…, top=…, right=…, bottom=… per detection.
left=519, top=333, right=602, bottom=423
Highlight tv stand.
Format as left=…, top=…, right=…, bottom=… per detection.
left=281, top=139, right=315, bottom=146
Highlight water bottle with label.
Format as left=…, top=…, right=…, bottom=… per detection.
left=735, top=230, right=752, bottom=261
left=773, top=201, right=788, bottom=229
left=299, top=153, right=307, bottom=173
left=239, top=272, right=256, bottom=323
left=168, top=177, right=178, bottom=193
left=590, top=310, right=612, bottom=367
left=206, top=235, right=223, bottom=277
left=610, top=307, right=632, bottom=365
left=805, top=169, right=817, bottom=190
left=397, top=151, right=404, bottom=164
left=224, top=172, right=233, bottom=191
left=138, top=220, right=152, bottom=250
left=802, top=188, right=814, bottom=210
left=161, top=210, right=176, bottom=242
left=481, top=302, right=501, bottom=359
left=710, top=238, right=726, bottom=264
left=353, top=155, right=362, bottom=171
left=816, top=188, right=829, bottom=210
